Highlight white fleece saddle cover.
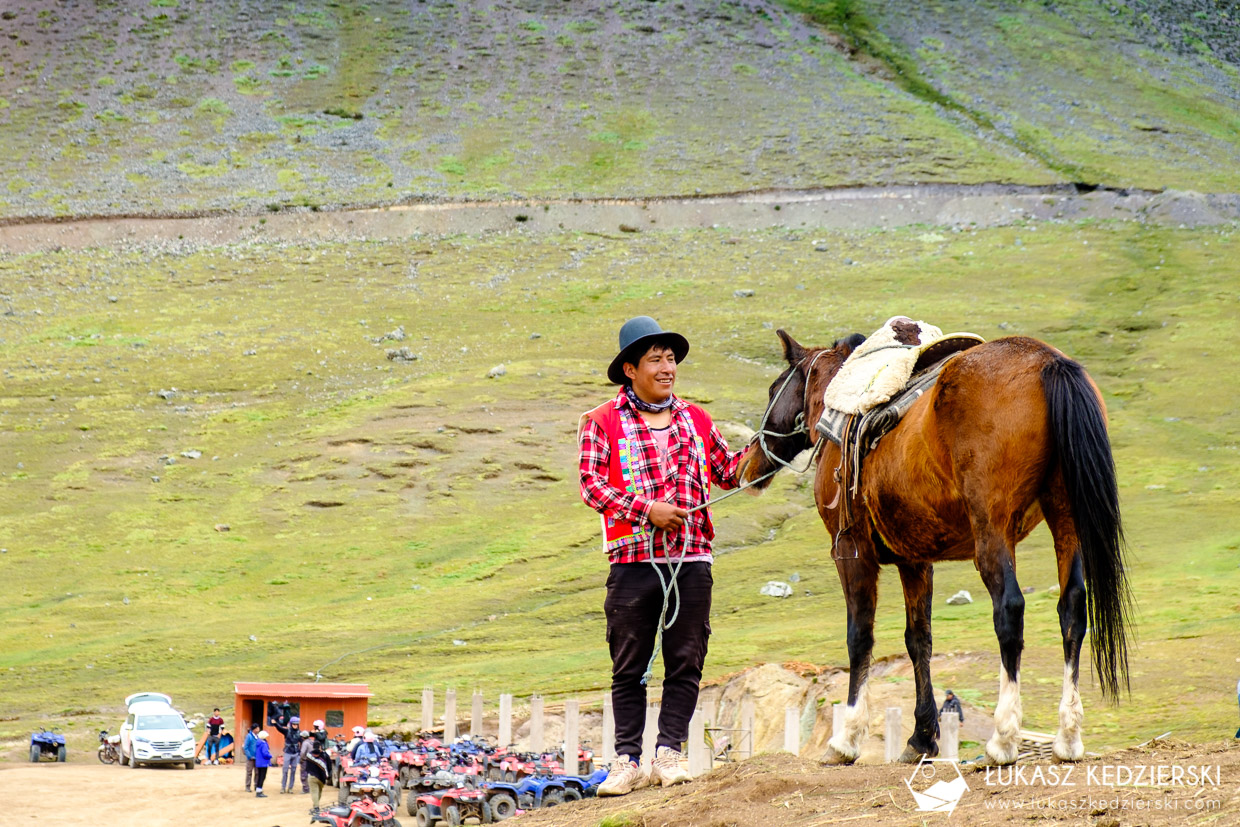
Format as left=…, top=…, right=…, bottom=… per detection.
left=821, top=316, right=984, bottom=415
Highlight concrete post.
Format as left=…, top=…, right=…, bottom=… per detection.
left=564, top=700, right=579, bottom=777
left=498, top=694, right=513, bottom=747
left=784, top=706, right=799, bottom=754
left=884, top=707, right=902, bottom=762
left=444, top=688, right=457, bottom=742
left=471, top=691, right=483, bottom=738
left=529, top=696, right=544, bottom=753
left=688, top=708, right=706, bottom=777
left=941, top=713, right=960, bottom=761
left=422, top=688, right=434, bottom=732
left=740, top=700, right=756, bottom=759
left=641, top=705, right=659, bottom=768
left=601, top=693, right=616, bottom=764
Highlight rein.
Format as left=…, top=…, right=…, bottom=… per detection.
left=639, top=351, right=828, bottom=685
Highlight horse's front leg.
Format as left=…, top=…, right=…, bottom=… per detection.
left=976, top=536, right=1025, bottom=765
left=897, top=563, right=939, bottom=762
left=822, top=551, right=880, bottom=765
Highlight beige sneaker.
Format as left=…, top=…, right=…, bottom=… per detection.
left=597, top=755, right=648, bottom=796
left=650, top=745, right=691, bottom=787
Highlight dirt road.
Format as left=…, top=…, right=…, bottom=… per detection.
left=0, top=761, right=325, bottom=827
left=2, top=185, right=1237, bottom=255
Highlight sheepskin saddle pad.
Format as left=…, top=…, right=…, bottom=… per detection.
left=817, top=317, right=985, bottom=446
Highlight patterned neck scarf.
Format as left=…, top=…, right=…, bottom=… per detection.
left=624, top=384, right=675, bottom=413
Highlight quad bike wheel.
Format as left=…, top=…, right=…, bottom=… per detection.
left=414, top=805, right=432, bottom=827
left=489, top=792, right=517, bottom=821
left=563, top=787, right=582, bottom=802
left=445, top=804, right=461, bottom=827
left=337, top=784, right=348, bottom=806
left=57, top=745, right=66, bottom=762
left=542, top=790, right=564, bottom=807
left=502, top=770, right=516, bottom=782
left=406, top=794, right=418, bottom=817
left=480, top=801, right=493, bottom=824
left=29, top=745, right=39, bottom=763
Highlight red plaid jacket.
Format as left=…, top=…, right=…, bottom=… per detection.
left=578, top=389, right=744, bottom=564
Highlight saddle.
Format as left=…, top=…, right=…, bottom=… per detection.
left=815, top=326, right=985, bottom=558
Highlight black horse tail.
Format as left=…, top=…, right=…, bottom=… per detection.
left=1042, top=356, right=1132, bottom=703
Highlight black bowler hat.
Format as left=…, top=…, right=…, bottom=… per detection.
left=607, top=316, right=690, bottom=385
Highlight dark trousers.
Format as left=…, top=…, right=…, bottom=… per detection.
left=255, top=765, right=269, bottom=791
left=605, top=562, right=712, bottom=762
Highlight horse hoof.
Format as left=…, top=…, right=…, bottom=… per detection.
left=898, top=745, right=935, bottom=764
left=819, top=745, right=857, bottom=766
left=1052, top=739, right=1084, bottom=764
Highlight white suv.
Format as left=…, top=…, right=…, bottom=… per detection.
left=119, top=696, right=197, bottom=770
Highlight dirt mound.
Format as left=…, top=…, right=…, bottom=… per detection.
left=521, top=740, right=1240, bottom=827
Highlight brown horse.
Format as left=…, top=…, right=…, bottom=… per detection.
left=739, top=331, right=1131, bottom=766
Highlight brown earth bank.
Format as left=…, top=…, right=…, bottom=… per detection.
left=521, top=741, right=1240, bottom=827
left=1, top=740, right=1236, bottom=827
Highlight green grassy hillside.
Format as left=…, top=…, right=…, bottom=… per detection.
left=2, top=219, right=1237, bottom=755
left=0, top=0, right=1236, bottom=218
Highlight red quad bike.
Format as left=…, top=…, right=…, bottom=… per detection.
left=312, top=792, right=401, bottom=827
left=411, top=787, right=491, bottom=827
left=340, top=762, right=402, bottom=810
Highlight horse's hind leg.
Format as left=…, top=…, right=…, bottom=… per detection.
left=974, top=531, right=1025, bottom=765
left=897, top=563, right=939, bottom=762
left=822, top=553, right=880, bottom=765
left=1042, top=482, right=1087, bottom=762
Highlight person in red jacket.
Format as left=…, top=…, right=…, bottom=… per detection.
left=578, top=316, right=745, bottom=796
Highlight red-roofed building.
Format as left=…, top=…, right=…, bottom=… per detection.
left=233, top=682, right=372, bottom=754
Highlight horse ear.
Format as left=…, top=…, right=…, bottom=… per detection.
left=776, top=329, right=806, bottom=365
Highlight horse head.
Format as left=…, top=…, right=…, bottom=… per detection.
left=739, top=329, right=865, bottom=491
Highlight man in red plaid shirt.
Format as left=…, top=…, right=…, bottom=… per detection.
left=578, top=316, right=746, bottom=795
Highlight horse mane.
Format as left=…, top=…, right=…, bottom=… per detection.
left=833, top=333, right=866, bottom=350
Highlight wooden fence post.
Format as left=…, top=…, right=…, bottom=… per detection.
left=784, top=705, right=799, bottom=754
left=529, top=695, right=544, bottom=753
left=688, top=708, right=706, bottom=777
left=422, top=687, right=434, bottom=732
left=740, top=700, right=756, bottom=759
left=564, top=700, right=579, bottom=776
left=471, top=691, right=484, bottom=738
left=941, top=713, right=960, bottom=760
left=641, top=704, right=659, bottom=768
left=884, top=707, right=902, bottom=762
left=444, top=688, right=457, bottom=742
left=498, top=694, right=512, bottom=747
left=601, top=693, right=616, bottom=764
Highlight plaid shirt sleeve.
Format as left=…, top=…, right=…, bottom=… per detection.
left=578, top=415, right=653, bottom=526
left=707, top=421, right=745, bottom=491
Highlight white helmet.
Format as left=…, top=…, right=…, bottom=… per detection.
left=363, top=730, right=376, bottom=743
left=257, top=731, right=269, bottom=740
left=352, top=725, right=365, bottom=736
left=313, top=720, right=325, bottom=729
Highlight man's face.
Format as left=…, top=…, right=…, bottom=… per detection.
left=624, top=344, right=677, bottom=404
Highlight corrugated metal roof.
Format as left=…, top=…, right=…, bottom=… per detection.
left=233, top=682, right=373, bottom=698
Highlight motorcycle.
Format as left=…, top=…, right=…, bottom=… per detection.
left=97, top=729, right=121, bottom=764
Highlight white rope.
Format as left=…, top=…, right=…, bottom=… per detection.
left=640, top=353, right=826, bottom=685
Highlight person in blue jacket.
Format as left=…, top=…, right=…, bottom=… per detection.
left=254, top=731, right=273, bottom=798
left=351, top=730, right=386, bottom=763
left=242, top=723, right=260, bottom=792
